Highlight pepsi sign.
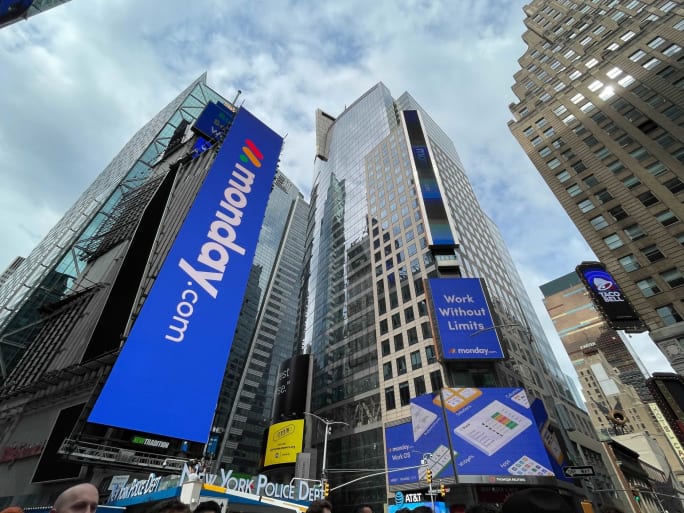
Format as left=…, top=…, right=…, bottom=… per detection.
left=576, top=261, right=646, bottom=333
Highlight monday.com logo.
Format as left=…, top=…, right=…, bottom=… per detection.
left=166, top=137, right=265, bottom=343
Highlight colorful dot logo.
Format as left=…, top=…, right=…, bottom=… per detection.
left=240, top=139, right=263, bottom=168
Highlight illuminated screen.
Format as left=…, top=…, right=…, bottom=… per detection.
left=403, top=110, right=455, bottom=247
left=88, top=108, right=283, bottom=442
left=264, top=419, right=304, bottom=466
left=576, top=262, right=644, bottom=332
left=429, top=278, right=504, bottom=360
left=389, top=502, right=448, bottom=513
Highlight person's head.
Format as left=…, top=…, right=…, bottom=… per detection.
left=501, top=488, right=572, bottom=513
left=355, top=505, right=373, bottom=513
left=307, top=500, right=332, bottom=513
left=194, top=502, right=222, bottom=513
left=152, top=500, right=191, bottom=513
left=465, top=505, right=499, bottom=513
left=1, top=507, right=24, bottom=513
left=50, top=483, right=99, bottom=513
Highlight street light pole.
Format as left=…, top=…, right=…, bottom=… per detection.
left=304, top=412, right=348, bottom=481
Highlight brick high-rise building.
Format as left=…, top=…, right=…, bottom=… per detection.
left=509, top=0, right=684, bottom=372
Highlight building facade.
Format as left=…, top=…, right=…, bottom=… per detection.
left=302, top=83, right=605, bottom=512
left=508, top=0, right=684, bottom=372
left=0, top=76, right=306, bottom=503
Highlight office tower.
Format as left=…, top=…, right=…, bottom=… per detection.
left=541, top=272, right=684, bottom=483
left=0, top=0, right=72, bottom=29
left=0, top=76, right=305, bottom=502
left=648, top=373, right=684, bottom=447
left=303, top=83, right=607, bottom=511
left=508, top=1, right=684, bottom=373
left=0, top=74, right=218, bottom=383
left=0, top=257, right=25, bottom=288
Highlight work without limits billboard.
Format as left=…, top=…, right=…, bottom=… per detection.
left=385, top=388, right=556, bottom=486
left=89, top=108, right=283, bottom=442
left=428, top=278, right=504, bottom=360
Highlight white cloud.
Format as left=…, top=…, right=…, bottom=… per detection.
left=0, top=0, right=669, bottom=375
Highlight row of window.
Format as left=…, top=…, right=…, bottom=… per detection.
left=385, top=370, right=442, bottom=410
left=382, top=346, right=438, bottom=379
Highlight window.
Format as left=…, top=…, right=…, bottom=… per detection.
left=385, top=386, right=396, bottom=410
left=536, top=117, right=549, bottom=128
left=638, top=191, right=659, bottom=206
left=392, top=313, right=401, bottom=329
left=656, top=210, right=678, bottom=226
left=590, top=215, right=609, bottom=230
left=539, top=146, right=552, bottom=157
left=629, top=50, right=647, bottom=62
left=396, top=356, right=407, bottom=375
left=656, top=304, right=683, bottom=325
left=410, top=350, right=422, bottom=370
left=573, top=161, right=587, bottom=173
left=421, top=321, right=432, bottom=339
left=408, top=327, right=418, bottom=345
left=621, top=31, right=636, bottom=42
left=661, top=268, right=684, bottom=287
left=647, top=162, right=667, bottom=176
left=664, top=177, right=684, bottom=194
left=643, top=58, right=661, bottom=70
left=430, top=370, right=443, bottom=392
left=381, top=339, right=391, bottom=356
left=571, top=93, right=585, bottom=104
left=394, top=334, right=404, bottom=351
left=637, top=278, right=661, bottom=297
left=618, top=74, right=635, bottom=87
left=414, top=376, right=426, bottom=396
left=609, top=205, right=628, bottom=221
left=548, top=158, right=561, bottom=169
left=622, top=175, right=641, bottom=189
left=663, top=44, right=682, bottom=57
left=607, top=66, right=623, bottom=79
left=648, top=36, right=665, bottom=49
left=588, top=80, right=604, bottom=92
left=531, top=136, right=543, bottom=147
left=556, top=170, right=570, bottom=183
left=425, top=345, right=437, bottom=364
left=404, top=306, right=415, bottom=323
left=583, top=175, right=599, bottom=187
left=607, top=160, right=625, bottom=174
left=383, top=362, right=393, bottom=379
left=619, top=254, right=641, bottom=272
left=624, top=224, right=646, bottom=240
left=604, top=233, right=624, bottom=249
left=567, top=184, right=582, bottom=196
left=642, top=244, right=665, bottom=262
left=578, top=199, right=595, bottom=213
left=380, top=319, right=388, bottom=335
left=595, top=189, right=614, bottom=204
left=399, top=382, right=411, bottom=406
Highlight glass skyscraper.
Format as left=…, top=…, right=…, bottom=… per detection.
left=303, top=83, right=600, bottom=510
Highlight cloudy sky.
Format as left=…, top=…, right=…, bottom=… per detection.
left=0, top=0, right=672, bottom=379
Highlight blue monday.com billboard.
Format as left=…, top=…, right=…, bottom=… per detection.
left=88, top=108, right=282, bottom=442
left=385, top=388, right=555, bottom=485
left=428, top=278, right=504, bottom=360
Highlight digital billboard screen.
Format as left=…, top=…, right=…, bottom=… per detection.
left=191, top=101, right=235, bottom=142
left=428, top=278, right=504, bottom=360
left=88, top=108, right=283, bottom=442
left=389, top=501, right=447, bottom=513
left=385, top=393, right=456, bottom=486
left=576, top=261, right=646, bottom=333
left=441, top=387, right=554, bottom=477
left=263, top=419, right=304, bottom=467
left=403, top=110, right=455, bottom=247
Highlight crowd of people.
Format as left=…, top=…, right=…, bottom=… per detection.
left=0, top=483, right=626, bottom=513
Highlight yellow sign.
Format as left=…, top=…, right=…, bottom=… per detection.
left=648, top=403, right=684, bottom=464
left=264, top=419, right=304, bottom=466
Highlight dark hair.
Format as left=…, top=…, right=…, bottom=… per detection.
left=355, top=505, right=374, bottom=513
left=194, top=502, right=222, bottom=513
left=307, top=500, right=333, bottom=513
left=465, top=506, right=499, bottom=513
left=151, top=500, right=191, bottom=513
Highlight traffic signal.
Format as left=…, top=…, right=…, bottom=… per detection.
left=426, top=468, right=433, bottom=484
left=440, top=483, right=446, bottom=497
left=323, top=480, right=330, bottom=497
left=632, top=489, right=641, bottom=503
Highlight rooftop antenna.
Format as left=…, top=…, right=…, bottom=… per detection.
left=232, top=89, right=242, bottom=105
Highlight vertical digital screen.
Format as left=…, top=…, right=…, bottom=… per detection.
left=429, top=278, right=504, bottom=360
left=576, top=261, right=645, bottom=332
left=88, top=109, right=283, bottom=442
left=403, top=110, right=455, bottom=247
left=191, top=101, right=235, bottom=142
